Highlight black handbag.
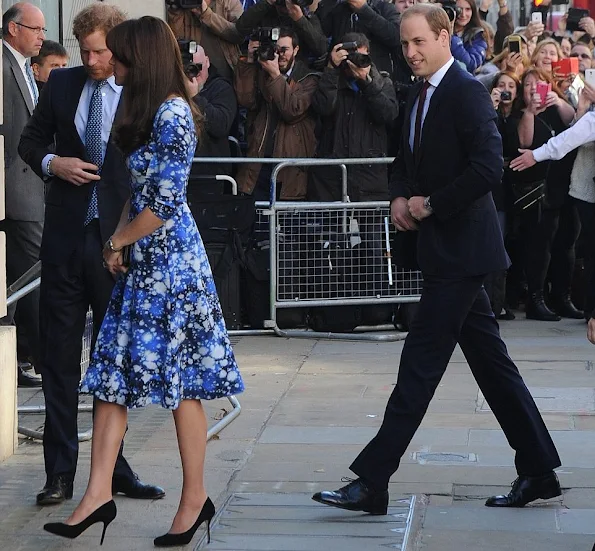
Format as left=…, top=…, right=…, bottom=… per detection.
left=511, top=179, right=546, bottom=211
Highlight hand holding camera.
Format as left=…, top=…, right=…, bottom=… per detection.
left=284, top=0, right=304, bottom=21
left=579, top=16, right=595, bottom=38
left=329, top=43, right=349, bottom=68
left=247, top=39, right=260, bottom=63
left=490, top=88, right=501, bottom=110
left=259, top=53, right=281, bottom=78
left=504, top=52, right=523, bottom=73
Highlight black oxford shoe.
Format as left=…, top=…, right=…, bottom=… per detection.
left=36, top=475, right=74, bottom=506
left=312, top=478, right=389, bottom=515
left=112, top=473, right=165, bottom=500
left=485, top=472, right=561, bottom=507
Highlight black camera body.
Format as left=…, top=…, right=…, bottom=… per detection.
left=177, top=39, right=203, bottom=79
left=567, top=8, right=590, bottom=32
left=438, top=0, right=462, bottom=22
left=166, top=0, right=202, bottom=8
left=500, top=91, right=512, bottom=101
left=340, top=41, right=372, bottom=69
left=251, top=27, right=280, bottom=61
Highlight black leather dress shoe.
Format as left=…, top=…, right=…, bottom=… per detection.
left=485, top=472, right=561, bottom=507
left=312, top=478, right=388, bottom=515
left=18, top=365, right=42, bottom=387
left=36, top=475, right=74, bottom=505
left=112, top=473, right=165, bottom=500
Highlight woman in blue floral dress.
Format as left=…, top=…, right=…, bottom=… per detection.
left=43, top=17, right=243, bottom=548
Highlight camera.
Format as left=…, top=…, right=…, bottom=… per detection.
left=250, top=27, right=280, bottom=61
left=340, top=41, right=372, bottom=68
left=438, top=0, right=462, bottom=22
left=166, top=0, right=202, bottom=8
left=566, top=8, right=589, bottom=32
left=177, top=39, right=203, bottom=79
left=274, top=0, right=314, bottom=7
left=500, top=91, right=512, bottom=101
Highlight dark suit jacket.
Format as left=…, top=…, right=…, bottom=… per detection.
left=1, top=47, right=44, bottom=221
left=18, top=66, right=130, bottom=265
left=389, top=61, right=509, bottom=278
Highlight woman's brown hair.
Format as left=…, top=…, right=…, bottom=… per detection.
left=513, top=65, right=565, bottom=112
left=106, top=16, right=204, bottom=156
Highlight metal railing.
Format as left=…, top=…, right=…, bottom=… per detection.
left=192, top=156, right=422, bottom=341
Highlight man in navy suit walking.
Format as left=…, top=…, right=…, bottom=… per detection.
left=313, top=3, right=561, bottom=514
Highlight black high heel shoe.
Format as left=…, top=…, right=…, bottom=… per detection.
left=154, top=497, right=215, bottom=547
left=43, top=499, right=117, bottom=546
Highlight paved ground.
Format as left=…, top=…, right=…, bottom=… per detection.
left=1, top=317, right=595, bottom=550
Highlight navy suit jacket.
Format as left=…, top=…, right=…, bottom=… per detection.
left=18, top=66, right=130, bottom=265
left=389, top=61, right=510, bottom=278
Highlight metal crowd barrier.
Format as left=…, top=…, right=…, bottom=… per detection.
left=193, top=157, right=423, bottom=341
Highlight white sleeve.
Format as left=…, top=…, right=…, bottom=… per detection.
left=533, top=111, right=595, bottom=163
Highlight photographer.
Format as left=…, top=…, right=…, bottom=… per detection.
left=234, top=28, right=320, bottom=200
left=316, top=0, right=400, bottom=78
left=308, top=33, right=398, bottom=202
left=167, top=0, right=244, bottom=82
left=235, top=0, right=327, bottom=65
left=187, top=45, right=238, bottom=177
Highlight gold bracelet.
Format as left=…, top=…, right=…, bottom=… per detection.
left=106, top=237, right=123, bottom=252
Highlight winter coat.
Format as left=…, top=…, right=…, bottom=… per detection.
left=192, top=68, right=238, bottom=177
left=451, top=27, right=487, bottom=73
left=167, top=4, right=244, bottom=76
left=235, top=0, right=328, bottom=64
left=317, top=0, right=401, bottom=78
left=234, top=59, right=320, bottom=199
left=308, top=64, right=398, bottom=202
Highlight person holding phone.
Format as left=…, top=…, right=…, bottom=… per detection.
left=510, top=81, right=595, bottom=320
left=451, top=0, right=488, bottom=72
left=475, top=33, right=528, bottom=88
left=504, top=67, right=580, bottom=321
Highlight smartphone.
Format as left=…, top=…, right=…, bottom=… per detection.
left=531, top=12, right=542, bottom=24
left=567, top=8, right=589, bottom=32
left=508, top=36, right=521, bottom=54
left=535, top=81, right=552, bottom=105
left=586, top=69, right=595, bottom=87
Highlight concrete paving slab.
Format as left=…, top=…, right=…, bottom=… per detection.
left=556, top=509, right=595, bottom=534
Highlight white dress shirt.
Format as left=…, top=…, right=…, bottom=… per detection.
left=42, top=75, right=123, bottom=176
left=409, top=57, right=455, bottom=152
left=4, top=41, right=37, bottom=105
left=533, top=110, right=595, bottom=163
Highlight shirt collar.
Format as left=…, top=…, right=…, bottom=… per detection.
left=4, top=41, right=28, bottom=69
left=427, top=57, right=455, bottom=89
left=283, top=65, right=294, bottom=81
left=87, top=74, right=122, bottom=94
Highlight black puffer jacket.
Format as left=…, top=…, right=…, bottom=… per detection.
left=316, top=0, right=400, bottom=78
left=308, top=64, right=398, bottom=202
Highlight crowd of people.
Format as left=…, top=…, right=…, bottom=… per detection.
left=2, top=0, right=595, bottom=546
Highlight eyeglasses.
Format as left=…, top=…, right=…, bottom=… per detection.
left=14, top=22, right=47, bottom=35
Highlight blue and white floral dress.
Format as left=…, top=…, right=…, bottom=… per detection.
left=80, top=97, right=244, bottom=409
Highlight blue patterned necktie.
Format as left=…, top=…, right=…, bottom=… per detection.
left=84, top=79, right=107, bottom=225
left=25, top=60, right=38, bottom=105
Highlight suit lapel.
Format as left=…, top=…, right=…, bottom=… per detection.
left=66, top=67, right=91, bottom=156
left=415, top=63, right=460, bottom=167
left=4, top=48, right=34, bottom=115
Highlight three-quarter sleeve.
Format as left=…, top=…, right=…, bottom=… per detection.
left=145, top=102, right=195, bottom=221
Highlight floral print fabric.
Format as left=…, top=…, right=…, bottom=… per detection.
left=80, top=98, right=244, bottom=409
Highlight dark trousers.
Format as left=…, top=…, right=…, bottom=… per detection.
left=350, top=275, right=561, bottom=490
left=0, top=219, right=42, bottom=367
left=39, top=220, right=133, bottom=482
left=523, top=203, right=581, bottom=295
left=574, top=198, right=595, bottom=316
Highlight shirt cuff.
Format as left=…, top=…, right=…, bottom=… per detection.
left=42, top=153, right=57, bottom=176
left=532, top=146, right=549, bottom=163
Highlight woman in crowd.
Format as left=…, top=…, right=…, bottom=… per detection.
left=42, top=16, right=244, bottom=548
left=505, top=66, right=581, bottom=321
left=451, top=0, right=487, bottom=73
left=485, top=71, right=521, bottom=319
left=476, top=33, right=529, bottom=87
left=531, top=38, right=564, bottom=77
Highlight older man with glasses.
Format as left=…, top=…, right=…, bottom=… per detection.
left=0, top=2, right=46, bottom=388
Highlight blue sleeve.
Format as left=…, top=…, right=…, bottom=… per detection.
left=450, top=33, right=487, bottom=73
left=146, top=102, right=195, bottom=221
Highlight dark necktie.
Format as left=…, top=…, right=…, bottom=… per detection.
left=84, top=79, right=107, bottom=225
left=25, top=60, right=38, bottom=105
left=413, top=80, right=430, bottom=161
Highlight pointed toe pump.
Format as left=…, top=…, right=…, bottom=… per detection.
left=43, top=499, right=117, bottom=546
left=154, top=497, right=216, bottom=547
